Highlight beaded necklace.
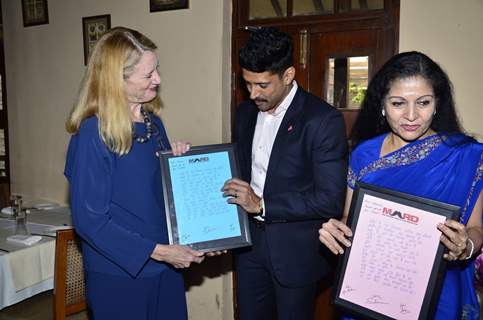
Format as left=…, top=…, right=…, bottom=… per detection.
left=133, top=106, right=153, bottom=143
left=133, top=106, right=168, bottom=157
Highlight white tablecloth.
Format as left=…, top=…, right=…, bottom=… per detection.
left=0, top=207, right=72, bottom=310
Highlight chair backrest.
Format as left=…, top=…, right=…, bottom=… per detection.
left=53, top=228, right=87, bottom=320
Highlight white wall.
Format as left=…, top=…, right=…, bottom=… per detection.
left=2, top=0, right=233, bottom=319
left=399, top=0, right=483, bottom=140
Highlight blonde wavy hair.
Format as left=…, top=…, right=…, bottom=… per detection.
left=66, top=26, right=162, bottom=155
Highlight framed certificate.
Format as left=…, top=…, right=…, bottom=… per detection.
left=159, top=143, right=251, bottom=252
left=333, top=182, right=459, bottom=320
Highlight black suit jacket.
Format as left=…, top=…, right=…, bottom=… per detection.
left=234, top=87, right=348, bottom=287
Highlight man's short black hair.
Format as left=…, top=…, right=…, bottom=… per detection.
left=239, top=27, right=293, bottom=76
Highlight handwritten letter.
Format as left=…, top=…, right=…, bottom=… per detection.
left=339, top=194, right=446, bottom=320
left=168, top=151, right=241, bottom=244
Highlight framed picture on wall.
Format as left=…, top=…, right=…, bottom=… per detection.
left=21, top=0, right=49, bottom=27
left=150, top=0, right=189, bottom=12
left=82, top=14, right=111, bottom=65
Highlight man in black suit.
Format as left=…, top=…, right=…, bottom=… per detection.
left=222, top=28, right=348, bottom=320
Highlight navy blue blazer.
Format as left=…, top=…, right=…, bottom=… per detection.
left=234, top=87, right=348, bottom=287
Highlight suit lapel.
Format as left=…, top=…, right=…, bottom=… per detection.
left=264, top=88, right=306, bottom=188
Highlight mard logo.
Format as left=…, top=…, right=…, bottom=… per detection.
left=188, top=157, right=209, bottom=164
left=382, top=207, right=419, bottom=224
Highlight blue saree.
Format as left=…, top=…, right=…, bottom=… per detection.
left=347, top=133, right=483, bottom=320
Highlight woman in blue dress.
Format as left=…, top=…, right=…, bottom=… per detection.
left=64, top=27, right=206, bottom=319
left=319, top=51, right=482, bottom=319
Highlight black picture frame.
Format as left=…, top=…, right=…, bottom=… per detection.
left=150, top=0, right=189, bottom=12
left=21, top=0, right=49, bottom=27
left=82, top=14, right=111, bottom=65
left=333, top=182, right=459, bottom=320
left=159, top=143, right=251, bottom=252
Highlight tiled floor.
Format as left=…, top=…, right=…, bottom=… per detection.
left=0, top=290, right=89, bottom=320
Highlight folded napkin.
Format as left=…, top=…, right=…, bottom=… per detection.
left=6, top=240, right=55, bottom=291
left=1, top=206, right=14, bottom=215
left=32, top=203, right=60, bottom=210
left=6, top=235, right=42, bottom=246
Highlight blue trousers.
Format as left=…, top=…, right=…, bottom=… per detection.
left=85, top=268, right=187, bottom=320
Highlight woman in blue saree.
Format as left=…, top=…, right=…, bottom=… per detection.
left=319, top=51, right=482, bottom=319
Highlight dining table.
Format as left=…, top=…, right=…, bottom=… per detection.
left=0, top=206, right=72, bottom=310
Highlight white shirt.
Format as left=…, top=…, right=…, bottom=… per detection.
left=250, top=81, right=298, bottom=218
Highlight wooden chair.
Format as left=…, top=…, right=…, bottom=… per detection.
left=53, top=228, right=87, bottom=320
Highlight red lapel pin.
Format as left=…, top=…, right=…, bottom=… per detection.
left=287, top=125, right=293, bottom=132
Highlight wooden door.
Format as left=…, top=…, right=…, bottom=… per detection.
left=231, top=1, right=400, bottom=139
left=308, top=28, right=393, bottom=139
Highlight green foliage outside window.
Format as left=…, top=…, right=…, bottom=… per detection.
left=349, top=83, right=367, bottom=104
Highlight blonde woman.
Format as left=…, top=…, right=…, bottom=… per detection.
left=65, top=27, right=204, bottom=319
